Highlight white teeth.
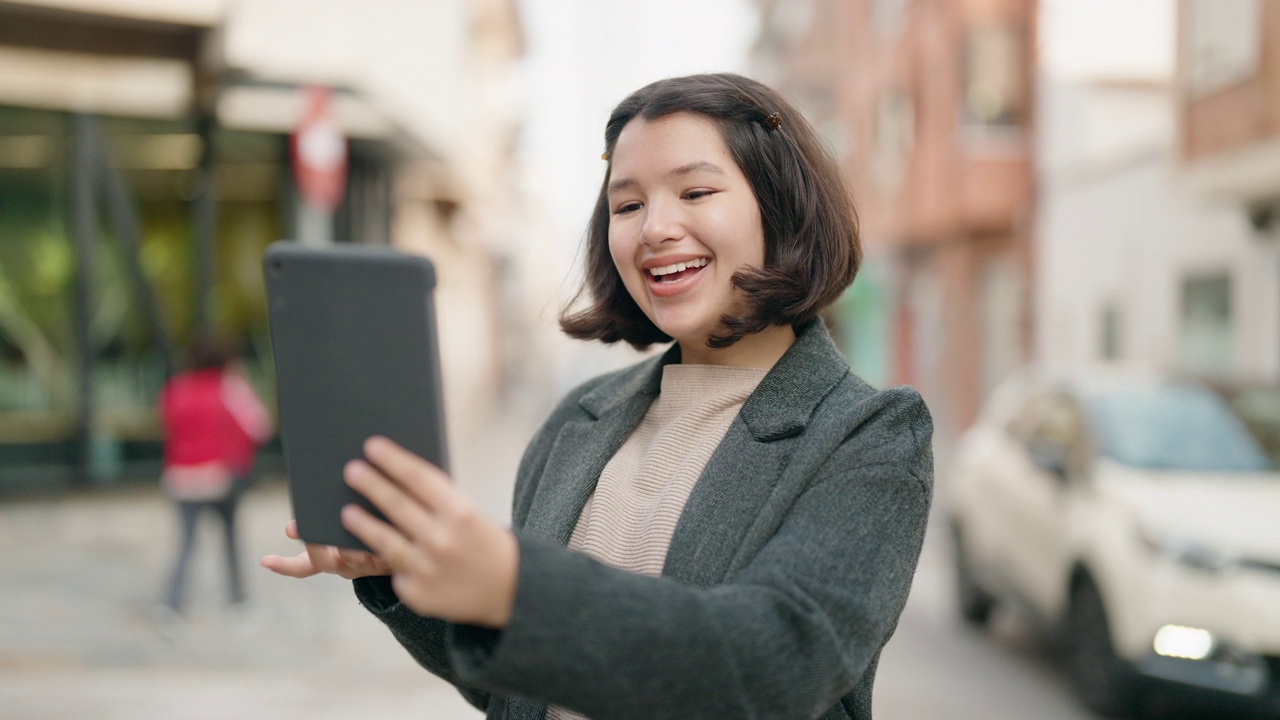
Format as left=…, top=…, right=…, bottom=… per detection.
left=648, top=257, right=708, bottom=277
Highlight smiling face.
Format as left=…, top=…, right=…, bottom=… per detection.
left=606, top=113, right=791, bottom=365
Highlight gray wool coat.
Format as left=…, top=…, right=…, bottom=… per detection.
left=353, top=319, right=933, bottom=720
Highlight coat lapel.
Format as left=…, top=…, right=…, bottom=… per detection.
left=518, top=350, right=671, bottom=545
left=502, top=695, right=545, bottom=720
left=661, top=420, right=789, bottom=587
left=663, top=321, right=850, bottom=586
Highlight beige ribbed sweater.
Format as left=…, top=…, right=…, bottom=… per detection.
left=547, top=363, right=766, bottom=720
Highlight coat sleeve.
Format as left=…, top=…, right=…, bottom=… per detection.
left=352, top=568, right=494, bottom=711
left=445, top=404, right=932, bottom=720
left=350, top=377, right=604, bottom=712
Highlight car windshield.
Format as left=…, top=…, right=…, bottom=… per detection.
left=1215, top=386, right=1280, bottom=469
left=1088, top=384, right=1273, bottom=473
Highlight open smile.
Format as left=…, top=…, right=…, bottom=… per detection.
left=644, top=256, right=710, bottom=297
left=649, top=256, right=708, bottom=282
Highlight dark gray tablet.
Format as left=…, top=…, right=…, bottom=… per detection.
left=263, top=242, right=449, bottom=551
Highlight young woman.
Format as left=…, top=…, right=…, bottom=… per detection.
left=263, top=73, right=932, bottom=720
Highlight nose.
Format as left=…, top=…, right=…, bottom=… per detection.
left=638, top=197, right=684, bottom=247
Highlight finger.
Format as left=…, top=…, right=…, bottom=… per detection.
left=337, top=547, right=381, bottom=571
left=344, top=460, right=436, bottom=539
left=322, top=545, right=354, bottom=573
left=346, top=550, right=392, bottom=576
left=308, top=543, right=386, bottom=579
left=285, top=519, right=300, bottom=540
left=261, top=552, right=321, bottom=578
left=366, top=555, right=393, bottom=575
left=363, top=436, right=460, bottom=515
left=341, top=503, right=415, bottom=571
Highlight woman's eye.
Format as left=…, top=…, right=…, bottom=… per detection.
left=683, top=189, right=716, bottom=201
left=613, top=201, right=642, bottom=215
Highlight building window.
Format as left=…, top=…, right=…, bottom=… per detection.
left=963, top=25, right=1025, bottom=129
left=0, top=107, right=286, bottom=485
left=1179, top=273, right=1233, bottom=375
left=1185, top=0, right=1261, bottom=97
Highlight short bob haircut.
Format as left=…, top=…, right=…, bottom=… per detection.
left=559, top=73, right=861, bottom=350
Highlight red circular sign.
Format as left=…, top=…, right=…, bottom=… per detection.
left=291, top=86, right=348, bottom=211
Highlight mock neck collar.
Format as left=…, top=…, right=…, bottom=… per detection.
left=578, top=320, right=851, bottom=442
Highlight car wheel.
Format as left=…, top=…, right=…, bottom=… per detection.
left=1068, top=578, right=1140, bottom=717
left=952, top=526, right=995, bottom=625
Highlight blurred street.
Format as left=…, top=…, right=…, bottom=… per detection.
left=0, top=401, right=545, bottom=720
left=4, top=405, right=1275, bottom=720
left=0, top=481, right=489, bottom=720
left=0, top=484, right=482, bottom=720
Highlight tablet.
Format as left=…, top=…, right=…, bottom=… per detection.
left=263, top=242, right=449, bottom=551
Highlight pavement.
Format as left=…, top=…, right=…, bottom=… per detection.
left=0, top=480, right=494, bottom=720
left=0, top=400, right=546, bottom=720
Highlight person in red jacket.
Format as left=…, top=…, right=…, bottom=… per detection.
left=159, top=339, right=273, bottom=614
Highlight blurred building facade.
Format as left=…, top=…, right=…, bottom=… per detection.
left=752, top=0, right=1037, bottom=445
left=0, top=0, right=529, bottom=488
left=1036, top=0, right=1278, bottom=384
left=1176, top=0, right=1280, bottom=380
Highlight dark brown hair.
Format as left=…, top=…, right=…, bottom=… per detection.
left=187, top=336, right=235, bottom=371
left=559, top=73, right=861, bottom=349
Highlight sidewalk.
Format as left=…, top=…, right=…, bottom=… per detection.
left=0, top=403, right=545, bottom=720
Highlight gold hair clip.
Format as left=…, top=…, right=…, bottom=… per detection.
left=763, top=112, right=783, bottom=131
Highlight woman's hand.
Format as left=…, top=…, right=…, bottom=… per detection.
left=340, top=436, right=519, bottom=629
left=260, top=519, right=392, bottom=579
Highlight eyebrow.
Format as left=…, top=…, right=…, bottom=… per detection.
left=607, top=160, right=727, bottom=194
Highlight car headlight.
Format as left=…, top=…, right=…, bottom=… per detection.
left=1153, top=624, right=1215, bottom=660
left=1136, top=526, right=1235, bottom=573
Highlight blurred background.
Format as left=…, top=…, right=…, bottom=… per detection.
left=0, top=0, right=1277, bottom=718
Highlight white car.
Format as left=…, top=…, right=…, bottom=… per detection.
left=947, top=368, right=1280, bottom=717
